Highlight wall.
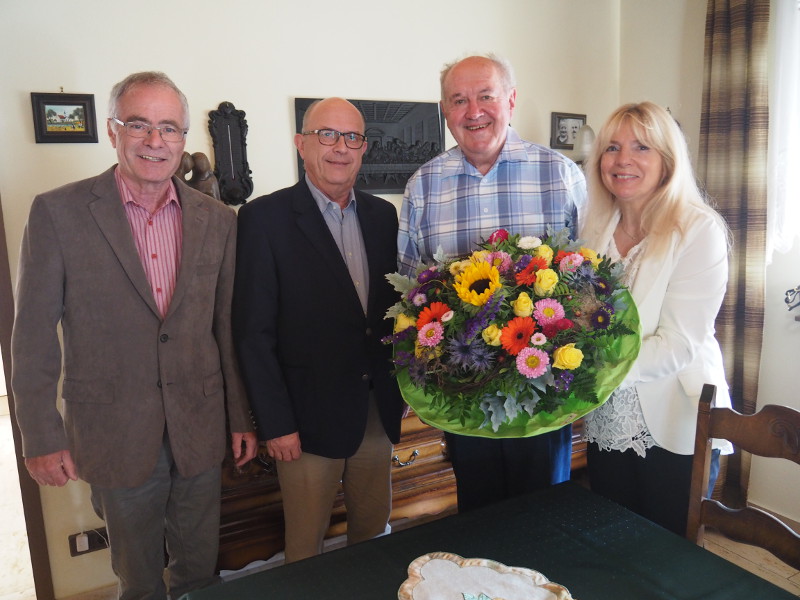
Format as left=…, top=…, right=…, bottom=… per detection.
left=0, top=0, right=722, bottom=597
left=749, top=239, right=800, bottom=523
left=619, top=0, right=707, bottom=160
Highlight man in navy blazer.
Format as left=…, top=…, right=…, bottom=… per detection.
left=233, top=97, right=405, bottom=563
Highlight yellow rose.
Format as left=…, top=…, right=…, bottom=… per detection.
left=482, top=324, right=503, bottom=346
left=534, top=244, right=554, bottom=266
left=533, top=268, right=559, bottom=296
left=580, top=247, right=602, bottom=268
left=553, top=343, right=584, bottom=370
left=511, top=292, right=534, bottom=317
left=394, top=313, right=417, bottom=333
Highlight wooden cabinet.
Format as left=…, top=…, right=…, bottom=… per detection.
left=217, top=413, right=585, bottom=571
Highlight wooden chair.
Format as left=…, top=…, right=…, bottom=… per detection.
left=686, top=383, right=800, bottom=569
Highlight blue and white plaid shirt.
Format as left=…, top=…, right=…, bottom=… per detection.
left=397, top=127, right=587, bottom=275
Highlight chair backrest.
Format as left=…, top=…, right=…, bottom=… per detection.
left=686, top=383, right=800, bottom=570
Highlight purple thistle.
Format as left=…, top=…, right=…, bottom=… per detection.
left=576, top=262, right=600, bottom=283
left=446, top=334, right=494, bottom=372
left=407, top=360, right=428, bottom=387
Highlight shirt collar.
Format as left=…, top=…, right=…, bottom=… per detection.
left=114, top=167, right=181, bottom=212
left=441, top=126, right=528, bottom=179
left=305, top=174, right=357, bottom=214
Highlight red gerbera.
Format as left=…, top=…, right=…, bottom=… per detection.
left=554, top=250, right=570, bottom=264
left=416, top=301, right=451, bottom=330
left=500, top=317, right=537, bottom=355
left=515, top=256, right=548, bottom=286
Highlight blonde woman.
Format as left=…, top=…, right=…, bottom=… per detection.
left=580, top=102, right=732, bottom=535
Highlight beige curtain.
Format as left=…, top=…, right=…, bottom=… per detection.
left=698, top=0, right=769, bottom=502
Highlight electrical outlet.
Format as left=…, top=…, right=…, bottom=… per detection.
left=68, top=528, right=109, bottom=556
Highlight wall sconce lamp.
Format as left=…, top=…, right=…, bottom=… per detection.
left=573, top=124, right=596, bottom=166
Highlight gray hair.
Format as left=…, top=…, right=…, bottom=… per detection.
left=439, top=53, right=516, bottom=101
left=107, top=71, right=190, bottom=129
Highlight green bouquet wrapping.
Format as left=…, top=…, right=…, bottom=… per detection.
left=383, top=228, right=641, bottom=438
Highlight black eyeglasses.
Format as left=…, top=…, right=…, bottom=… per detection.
left=110, top=118, right=187, bottom=143
left=302, top=128, right=366, bottom=149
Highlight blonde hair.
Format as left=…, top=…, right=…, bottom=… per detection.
left=579, top=101, right=727, bottom=258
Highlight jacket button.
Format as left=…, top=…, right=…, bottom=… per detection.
left=157, top=380, right=162, bottom=388
left=361, top=373, right=370, bottom=381
left=365, top=328, right=373, bottom=337
left=160, top=334, right=169, bottom=342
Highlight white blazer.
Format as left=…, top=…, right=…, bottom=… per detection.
left=596, top=206, right=731, bottom=455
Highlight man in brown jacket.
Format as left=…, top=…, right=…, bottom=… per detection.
left=11, top=72, right=256, bottom=600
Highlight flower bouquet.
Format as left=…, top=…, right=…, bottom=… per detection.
left=383, top=228, right=640, bottom=438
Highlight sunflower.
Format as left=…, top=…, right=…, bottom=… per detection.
left=454, top=261, right=502, bottom=306
left=500, top=316, right=536, bottom=355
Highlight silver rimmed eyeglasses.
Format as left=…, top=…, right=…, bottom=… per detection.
left=302, top=128, right=367, bottom=149
left=110, top=118, right=188, bottom=143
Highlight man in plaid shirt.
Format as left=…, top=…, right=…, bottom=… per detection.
left=398, top=54, right=586, bottom=512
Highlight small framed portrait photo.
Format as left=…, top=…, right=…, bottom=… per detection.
left=31, top=92, right=98, bottom=143
left=550, top=112, right=586, bottom=150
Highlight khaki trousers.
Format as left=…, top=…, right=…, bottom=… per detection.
left=276, top=395, right=393, bottom=563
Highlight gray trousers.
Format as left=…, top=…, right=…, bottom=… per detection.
left=91, top=434, right=221, bottom=600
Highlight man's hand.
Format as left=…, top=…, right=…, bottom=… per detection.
left=25, top=450, right=78, bottom=487
left=266, top=432, right=301, bottom=462
left=231, top=431, right=258, bottom=468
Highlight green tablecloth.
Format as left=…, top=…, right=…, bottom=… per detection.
left=182, top=482, right=795, bottom=600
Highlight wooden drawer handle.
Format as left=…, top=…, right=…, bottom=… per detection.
left=392, top=449, right=420, bottom=467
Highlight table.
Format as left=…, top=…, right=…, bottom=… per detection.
left=182, top=482, right=796, bottom=599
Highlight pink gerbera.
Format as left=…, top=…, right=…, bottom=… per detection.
left=417, top=321, right=444, bottom=347
left=516, top=347, right=550, bottom=378
left=533, top=298, right=565, bottom=326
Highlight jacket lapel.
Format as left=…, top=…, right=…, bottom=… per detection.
left=165, top=180, right=209, bottom=320
left=292, top=181, right=365, bottom=319
left=88, top=169, right=161, bottom=318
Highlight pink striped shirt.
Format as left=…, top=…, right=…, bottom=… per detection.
left=115, top=169, right=183, bottom=318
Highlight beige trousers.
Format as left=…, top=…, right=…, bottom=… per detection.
left=276, top=395, right=393, bottom=563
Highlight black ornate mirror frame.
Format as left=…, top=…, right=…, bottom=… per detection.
left=208, top=101, right=254, bottom=205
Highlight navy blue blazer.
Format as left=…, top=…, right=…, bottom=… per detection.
left=232, top=180, right=404, bottom=458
